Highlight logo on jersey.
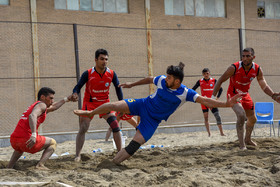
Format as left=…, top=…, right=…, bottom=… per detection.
left=92, top=89, right=109, bottom=93
left=236, top=81, right=250, bottom=86
left=250, top=77, right=254, bottom=81
left=127, top=99, right=136, bottom=102
left=210, top=84, right=213, bottom=87
left=105, top=82, right=109, bottom=87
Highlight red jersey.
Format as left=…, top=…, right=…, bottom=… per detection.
left=84, top=67, right=114, bottom=102
left=199, top=78, right=216, bottom=98
left=11, top=101, right=47, bottom=138
left=228, top=61, right=260, bottom=96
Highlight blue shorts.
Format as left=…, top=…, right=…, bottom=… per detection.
left=124, top=98, right=161, bottom=142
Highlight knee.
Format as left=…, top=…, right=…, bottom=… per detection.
left=247, top=116, right=257, bottom=124
left=79, top=121, right=90, bottom=134
left=237, top=116, right=246, bottom=125
left=79, top=126, right=88, bottom=134
left=236, top=111, right=246, bottom=123
left=204, top=116, right=209, bottom=121
left=213, top=112, right=222, bottom=124
left=107, top=115, right=120, bottom=132
left=49, top=138, right=57, bottom=151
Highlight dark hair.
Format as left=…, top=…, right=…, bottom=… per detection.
left=166, top=62, right=185, bottom=82
left=37, top=87, right=55, bottom=100
left=95, top=49, right=109, bottom=59
left=202, top=68, right=210, bottom=73
left=243, top=47, right=255, bottom=56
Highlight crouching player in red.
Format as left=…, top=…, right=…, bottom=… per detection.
left=7, top=87, right=72, bottom=170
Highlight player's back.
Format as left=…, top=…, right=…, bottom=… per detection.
left=145, top=75, right=198, bottom=121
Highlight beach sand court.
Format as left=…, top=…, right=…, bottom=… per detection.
left=0, top=127, right=280, bottom=186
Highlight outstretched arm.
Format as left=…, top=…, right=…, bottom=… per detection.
left=257, top=68, right=280, bottom=103
left=47, top=95, right=72, bottom=113
left=119, top=76, right=154, bottom=88
left=196, top=94, right=241, bottom=108
left=212, top=65, right=235, bottom=97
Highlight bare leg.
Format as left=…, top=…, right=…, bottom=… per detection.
left=212, top=109, right=225, bottom=136
left=7, top=150, right=23, bottom=169
left=245, top=109, right=257, bottom=146
left=74, top=100, right=130, bottom=117
left=105, top=127, right=112, bottom=141
left=103, top=113, right=122, bottom=151
left=112, top=131, right=122, bottom=151
left=75, top=117, right=91, bottom=162
left=113, top=130, right=146, bottom=164
left=127, top=118, right=138, bottom=128
left=36, top=137, right=56, bottom=170
left=232, top=103, right=247, bottom=149
left=217, top=124, right=226, bottom=136
left=203, top=112, right=211, bottom=137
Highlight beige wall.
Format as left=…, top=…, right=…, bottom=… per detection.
left=0, top=0, right=280, bottom=136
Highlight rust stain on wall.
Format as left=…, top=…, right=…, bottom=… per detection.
left=146, top=5, right=154, bottom=94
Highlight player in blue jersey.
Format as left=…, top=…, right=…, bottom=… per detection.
left=74, top=62, right=241, bottom=164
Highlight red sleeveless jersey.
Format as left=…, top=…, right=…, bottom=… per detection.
left=11, top=101, right=47, bottom=138
left=228, top=61, right=260, bottom=96
left=84, top=67, right=114, bottom=102
left=199, top=78, right=216, bottom=98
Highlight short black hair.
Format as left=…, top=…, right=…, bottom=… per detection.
left=202, top=68, right=210, bottom=73
left=243, top=47, right=255, bottom=56
left=166, top=62, right=185, bottom=82
left=95, top=49, right=109, bottom=59
left=37, top=87, right=55, bottom=100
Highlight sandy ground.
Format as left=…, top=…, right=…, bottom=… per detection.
left=0, top=127, right=280, bottom=187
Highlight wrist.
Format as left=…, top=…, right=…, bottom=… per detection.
left=272, top=93, right=276, bottom=100
left=64, top=97, right=69, bottom=102
left=31, top=132, right=36, bottom=138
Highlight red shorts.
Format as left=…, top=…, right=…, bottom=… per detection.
left=115, top=112, right=133, bottom=120
left=228, top=92, right=254, bottom=110
left=10, top=135, right=46, bottom=154
left=82, top=101, right=114, bottom=119
left=201, top=104, right=210, bottom=111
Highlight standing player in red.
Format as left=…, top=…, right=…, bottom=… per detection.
left=71, top=49, right=123, bottom=162
left=212, top=47, right=280, bottom=149
left=192, top=68, right=225, bottom=137
left=7, top=87, right=72, bottom=170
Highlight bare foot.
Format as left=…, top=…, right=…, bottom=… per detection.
left=35, top=164, right=50, bottom=170
left=245, top=140, right=257, bottom=146
left=73, top=110, right=94, bottom=118
left=240, top=146, right=247, bottom=150
left=74, top=156, right=81, bottom=162
left=220, top=133, right=226, bottom=136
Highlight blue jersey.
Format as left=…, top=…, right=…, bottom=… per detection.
left=144, top=75, right=199, bottom=121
